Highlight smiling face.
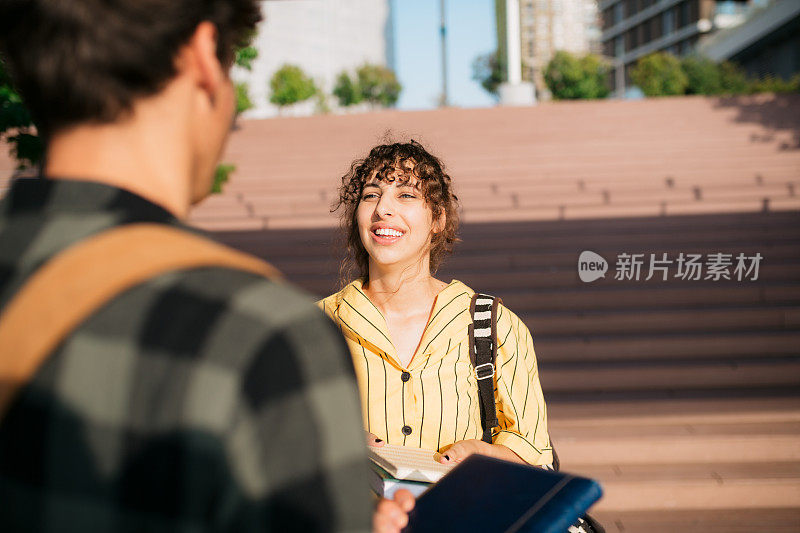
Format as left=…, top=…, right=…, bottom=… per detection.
left=335, top=140, right=460, bottom=284
left=356, top=171, right=439, bottom=273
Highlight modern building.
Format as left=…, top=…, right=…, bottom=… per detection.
left=697, top=0, right=800, bottom=81
left=497, top=0, right=602, bottom=101
left=236, top=0, right=394, bottom=118
left=600, top=0, right=780, bottom=96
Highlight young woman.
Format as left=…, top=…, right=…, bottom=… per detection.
left=319, top=139, right=555, bottom=469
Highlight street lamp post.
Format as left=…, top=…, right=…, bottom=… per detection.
left=440, top=0, right=448, bottom=107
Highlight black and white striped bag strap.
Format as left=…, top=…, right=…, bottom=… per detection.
left=468, top=293, right=501, bottom=444
left=468, top=293, right=559, bottom=471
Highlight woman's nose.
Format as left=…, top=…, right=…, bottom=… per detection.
left=375, top=194, right=394, bottom=218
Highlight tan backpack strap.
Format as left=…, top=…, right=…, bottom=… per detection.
left=0, top=223, right=280, bottom=419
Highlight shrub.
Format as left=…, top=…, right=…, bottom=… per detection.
left=235, top=45, right=258, bottom=71
left=630, top=52, right=688, bottom=96
left=718, top=61, right=750, bottom=94
left=0, top=59, right=43, bottom=169
left=356, top=64, right=401, bottom=107
left=235, top=82, right=253, bottom=113
left=212, top=163, right=235, bottom=194
left=749, top=73, right=800, bottom=94
left=544, top=51, right=610, bottom=100
left=472, top=51, right=505, bottom=99
left=269, top=64, right=317, bottom=107
left=681, top=56, right=722, bottom=95
left=333, top=71, right=362, bottom=107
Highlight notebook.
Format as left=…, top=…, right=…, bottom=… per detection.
left=401, top=454, right=603, bottom=533
left=368, top=443, right=454, bottom=483
left=368, top=462, right=432, bottom=499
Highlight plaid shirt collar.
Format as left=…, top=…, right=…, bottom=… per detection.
left=2, top=177, right=178, bottom=223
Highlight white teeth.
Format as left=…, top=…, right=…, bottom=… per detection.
left=375, top=228, right=403, bottom=237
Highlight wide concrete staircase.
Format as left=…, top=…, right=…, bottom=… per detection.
left=200, top=94, right=800, bottom=532
left=2, top=94, right=798, bottom=531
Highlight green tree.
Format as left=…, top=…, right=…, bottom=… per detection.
left=472, top=51, right=505, bottom=99
left=356, top=64, right=401, bottom=107
left=0, top=59, right=44, bottom=169
left=544, top=51, right=610, bottom=100
left=333, top=71, right=362, bottom=107
left=235, top=45, right=258, bottom=71
left=235, top=82, right=253, bottom=113
left=681, top=55, right=722, bottom=95
left=233, top=43, right=257, bottom=113
left=630, top=52, right=688, bottom=97
left=269, top=64, right=317, bottom=107
left=212, top=163, right=235, bottom=194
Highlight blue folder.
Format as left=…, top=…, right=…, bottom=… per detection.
left=402, top=454, right=602, bottom=533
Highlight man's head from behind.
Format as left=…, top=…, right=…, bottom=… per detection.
left=0, top=0, right=260, bottom=201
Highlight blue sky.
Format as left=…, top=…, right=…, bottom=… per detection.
left=390, top=0, right=497, bottom=110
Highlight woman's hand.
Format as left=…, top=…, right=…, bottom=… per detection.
left=373, top=489, right=415, bottom=533
left=434, top=439, right=492, bottom=464
left=434, top=439, right=526, bottom=464
left=366, top=431, right=385, bottom=447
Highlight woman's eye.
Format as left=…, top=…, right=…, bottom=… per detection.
left=361, top=192, right=379, bottom=200
left=400, top=193, right=417, bottom=199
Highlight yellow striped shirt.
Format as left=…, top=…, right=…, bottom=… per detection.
left=318, top=279, right=553, bottom=466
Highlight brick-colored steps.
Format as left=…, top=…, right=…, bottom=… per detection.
left=550, top=395, right=800, bottom=523
left=185, top=94, right=800, bottom=229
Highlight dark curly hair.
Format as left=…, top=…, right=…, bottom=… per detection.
left=0, top=0, right=261, bottom=138
left=334, top=140, right=460, bottom=285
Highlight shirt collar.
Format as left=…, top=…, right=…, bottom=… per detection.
left=333, top=279, right=475, bottom=370
left=334, top=278, right=396, bottom=360
left=2, top=177, right=178, bottom=224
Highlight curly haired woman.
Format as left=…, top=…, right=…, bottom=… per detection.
left=318, top=139, right=556, bottom=471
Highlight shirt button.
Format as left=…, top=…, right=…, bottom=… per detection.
left=402, top=425, right=413, bottom=435
left=401, top=371, right=410, bottom=382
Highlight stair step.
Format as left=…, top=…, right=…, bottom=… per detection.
left=579, top=462, right=800, bottom=513
left=548, top=394, right=800, bottom=423
left=527, top=306, right=800, bottom=337
left=592, top=508, right=800, bottom=533
left=539, top=358, right=800, bottom=393
left=593, top=478, right=800, bottom=512
left=534, top=331, right=800, bottom=362
left=554, top=435, right=800, bottom=466
left=571, top=461, right=800, bottom=483
left=501, top=284, right=800, bottom=312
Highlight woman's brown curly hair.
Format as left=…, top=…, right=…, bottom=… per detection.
left=334, top=140, right=460, bottom=285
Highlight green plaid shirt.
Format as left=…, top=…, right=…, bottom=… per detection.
left=0, top=178, right=371, bottom=532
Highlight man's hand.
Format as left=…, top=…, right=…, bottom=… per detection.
left=373, top=489, right=415, bottom=533
left=366, top=431, right=385, bottom=447
left=434, top=439, right=526, bottom=464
